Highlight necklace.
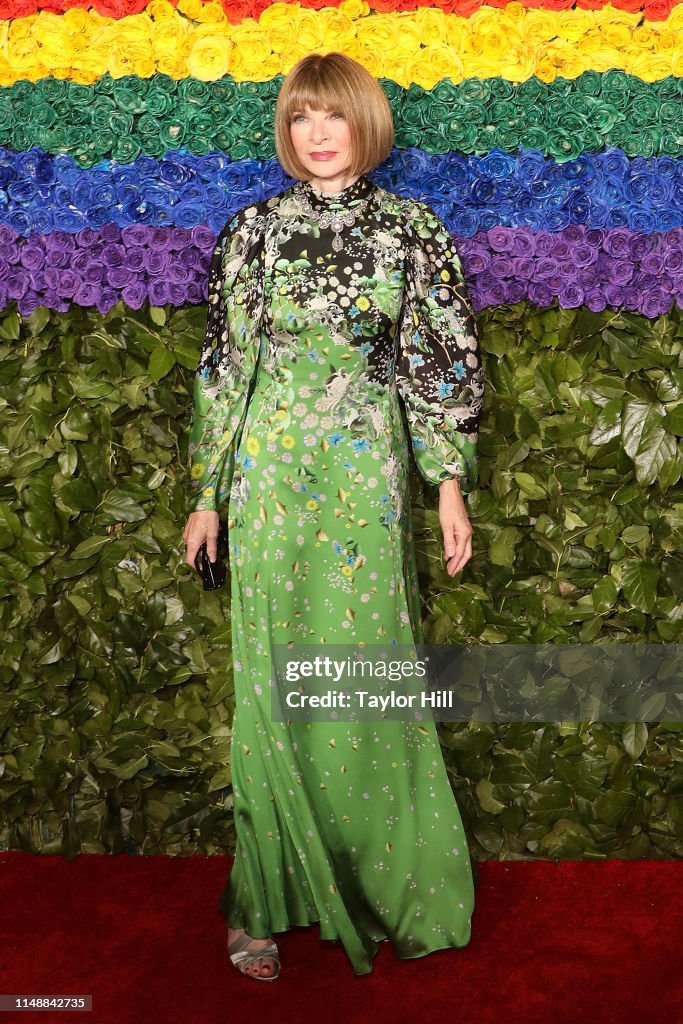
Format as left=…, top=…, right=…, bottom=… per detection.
left=293, top=182, right=373, bottom=252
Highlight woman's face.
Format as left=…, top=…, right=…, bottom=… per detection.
left=289, top=107, right=356, bottom=193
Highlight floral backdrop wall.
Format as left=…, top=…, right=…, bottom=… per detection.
left=1, top=1, right=682, bottom=857
left=3, top=1, right=683, bottom=318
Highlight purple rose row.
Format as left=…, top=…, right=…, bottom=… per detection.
left=0, top=223, right=216, bottom=314
left=2, top=221, right=682, bottom=319
left=457, top=225, right=682, bottom=316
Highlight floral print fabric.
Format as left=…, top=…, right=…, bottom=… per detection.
left=188, top=173, right=483, bottom=513
left=188, top=174, right=482, bottom=974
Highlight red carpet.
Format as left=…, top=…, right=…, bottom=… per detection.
left=3, top=852, right=681, bottom=1024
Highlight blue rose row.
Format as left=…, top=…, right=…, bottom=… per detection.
left=2, top=145, right=683, bottom=237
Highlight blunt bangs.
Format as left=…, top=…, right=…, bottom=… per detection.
left=274, top=52, right=394, bottom=180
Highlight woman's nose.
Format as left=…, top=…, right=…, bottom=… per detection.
left=310, top=120, right=328, bottom=143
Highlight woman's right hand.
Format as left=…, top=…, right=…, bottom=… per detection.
left=183, top=510, right=220, bottom=569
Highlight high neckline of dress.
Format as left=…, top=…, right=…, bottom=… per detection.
left=294, top=174, right=374, bottom=211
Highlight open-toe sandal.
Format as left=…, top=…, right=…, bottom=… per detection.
left=227, top=931, right=281, bottom=981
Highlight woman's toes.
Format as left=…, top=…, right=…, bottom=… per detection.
left=228, top=928, right=277, bottom=977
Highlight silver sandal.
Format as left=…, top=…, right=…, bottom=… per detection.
left=227, top=930, right=281, bottom=981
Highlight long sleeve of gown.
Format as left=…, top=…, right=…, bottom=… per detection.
left=187, top=208, right=264, bottom=513
left=396, top=202, right=484, bottom=495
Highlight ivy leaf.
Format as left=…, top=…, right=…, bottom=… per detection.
left=514, top=471, right=547, bottom=500
left=621, top=526, right=650, bottom=546
left=621, top=559, right=659, bottom=613
left=663, top=404, right=683, bottom=436
left=592, top=576, right=618, bottom=614
left=149, top=306, right=167, bottom=326
left=148, top=347, right=176, bottom=383
left=475, top=779, right=505, bottom=814
left=146, top=468, right=166, bottom=489
left=0, top=310, right=20, bottom=340
left=0, top=501, right=22, bottom=548
left=488, top=526, right=519, bottom=567
left=71, top=535, right=112, bottom=559
left=61, top=405, right=93, bottom=440
left=173, top=338, right=200, bottom=370
left=622, top=723, right=648, bottom=759
left=97, top=492, right=147, bottom=524
left=590, top=409, right=621, bottom=446
left=594, top=790, right=636, bottom=827
left=59, top=479, right=99, bottom=511
left=26, top=307, right=51, bottom=335
left=37, top=633, right=76, bottom=665
left=622, top=400, right=679, bottom=486
left=114, top=754, right=150, bottom=781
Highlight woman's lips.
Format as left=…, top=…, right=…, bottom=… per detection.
left=309, top=152, right=336, bottom=160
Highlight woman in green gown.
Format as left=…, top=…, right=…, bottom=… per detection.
left=183, top=52, right=484, bottom=980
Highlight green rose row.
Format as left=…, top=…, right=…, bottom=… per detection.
left=1, top=70, right=682, bottom=167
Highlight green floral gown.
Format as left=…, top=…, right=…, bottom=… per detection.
left=188, top=174, right=484, bottom=975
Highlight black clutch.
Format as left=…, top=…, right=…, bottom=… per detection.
left=193, top=521, right=229, bottom=590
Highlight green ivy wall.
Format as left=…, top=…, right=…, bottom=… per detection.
left=1, top=300, right=682, bottom=860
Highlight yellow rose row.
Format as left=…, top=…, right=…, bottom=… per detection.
left=3, top=0, right=683, bottom=89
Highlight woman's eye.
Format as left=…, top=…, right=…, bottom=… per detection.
left=330, top=112, right=345, bottom=119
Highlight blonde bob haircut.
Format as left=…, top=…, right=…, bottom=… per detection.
left=274, top=52, right=394, bottom=180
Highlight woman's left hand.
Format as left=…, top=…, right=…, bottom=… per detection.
left=438, top=478, right=473, bottom=577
